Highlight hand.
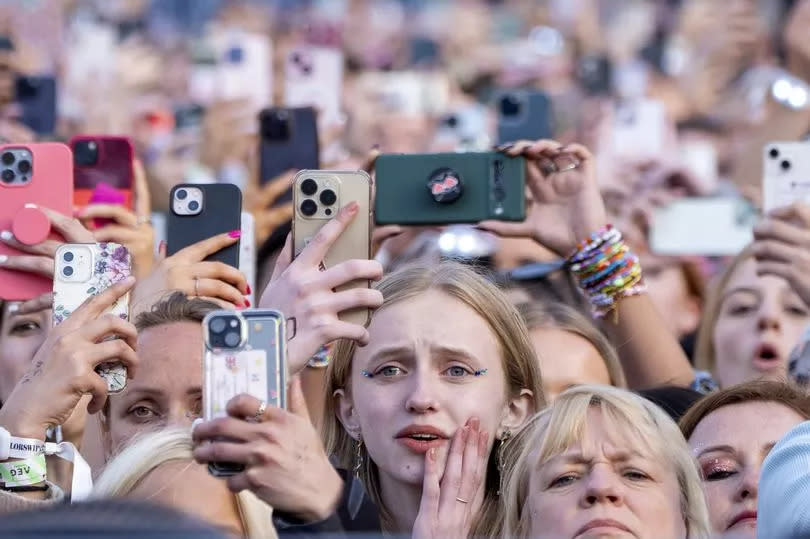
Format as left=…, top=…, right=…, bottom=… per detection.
left=0, top=205, right=95, bottom=313
left=0, top=277, right=139, bottom=440
left=192, top=377, right=343, bottom=523
left=752, top=203, right=810, bottom=308
left=259, top=202, right=384, bottom=375
left=131, top=232, right=248, bottom=315
left=478, top=140, right=607, bottom=257
left=243, top=162, right=295, bottom=247
left=199, top=99, right=254, bottom=171
left=784, top=0, right=810, bottom=82
left=78, top=159, right=155, bottom=278
left=412, top=418, right=488, bottom=539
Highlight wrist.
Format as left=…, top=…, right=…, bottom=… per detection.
left=295, top=474, right=342, bottom=523
left=0, top=409, right=45, bottom=442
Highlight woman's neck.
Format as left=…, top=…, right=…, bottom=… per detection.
left=378, top=471, right=423, bottom=534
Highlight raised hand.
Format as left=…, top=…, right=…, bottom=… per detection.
left=753, top=202, right=810, bottom=308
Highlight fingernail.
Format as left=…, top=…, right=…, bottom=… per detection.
left=246, top=284, right=251, bottom=294
left=244, top=298, right=251, bottom=307
left=24, top=203, right=37, bottom=209
left=462, top=426, right=470, bottom=441
left=7, top=303, right=19, bottom=313
left=0, top=255, right=6, bottom=264
left=228, top=230, right=242, bottom=238
left=124, top=276, right=136, bottom=284
left=428, top=447, right=436, bottom=461
left=345, top=201, right=359, bottom=214
left=158, top=240, right=166, bottom=251
left=0, top=230, right=12, bottom=241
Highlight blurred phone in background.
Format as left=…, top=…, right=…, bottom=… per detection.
left=258, top=107, right=319, bottom=196
left=188, top=38, right=218, bottom=106
left=356, top=71, right=449, bottom=116
left=70, top=136, right=135, bottom=220
left=15, top=75, right=56, bottom=136
left=650, top=197, right=756, bottom=256
left=763, top=141, right=810, bottom=213
left=209, top=29, right=272, bottom=117
left=174, top=103, right=206, bottom=133
left=434, top=104, right=490, bottom=151
left=495, top=90, right=552, bottom=144
left=284, top=46, right=344, bottom=127
left=577, top=55, right=612, bottom=96
left=611, top=98, right=669, bottom=159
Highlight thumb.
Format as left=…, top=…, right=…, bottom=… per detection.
left=269, top=233, right=293, bottom=282
left=287, top=375, right=311, bottom=421
left=157, top=240, right=167, bottom=261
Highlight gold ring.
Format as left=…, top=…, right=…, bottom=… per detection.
left=455, top=497, right=469, bottom=504
left=193, top=277, right=200, bottom=297
left=253, top=401, right=267, bottom=422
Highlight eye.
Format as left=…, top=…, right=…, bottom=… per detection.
left=623, top=469, right=651, bottom=481
left=444, top=365, right=473, bottom=377
left=727, top=303, right=755, bottom=316
left=9, top=320, right=41, bottom=335
left=701, top=460, right=738, bottom=481
left=549, top=473, right=578, bottom=488
left=128, top=405, right=159, bottom=421
left=786, top=303, right=809, bottom=317
left=377, top=365, right=405, bottom=377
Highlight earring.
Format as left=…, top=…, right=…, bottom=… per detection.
left=353, top=438, right=364, bottom=476
left=497, top=430, right=512, bottom=473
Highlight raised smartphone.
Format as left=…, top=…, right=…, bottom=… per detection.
left=53, top=242, right=132, bottom=392
left=0, top=143, right=73, bottom=301
left=210, top=29, right=272, bottom=116
left=495, top=90, right=552, bottom=144
left=374, top=152, right=526, bottom=225
left=167, top=184, right=242, bottom=268
left=763, top=141, right=810, bottom=213
left=239, top=212, right=256, bottom=306
left=284, top=46, right=343, bottom=127
left=203, top=309, right=286, bottom=477
left=70, top=135, right=135, bottom=213
left=258, top=106, right=319, bottom=195
left=15, top=75, right=56, bottom=136
left=292, top=170, right=372, bottom=326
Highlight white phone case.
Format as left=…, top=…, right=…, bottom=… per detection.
left=239, top=212, right=256, bottom=306
left=284, top=46, right=344, bottom=127
left=763, top=141, right=810, bottom=213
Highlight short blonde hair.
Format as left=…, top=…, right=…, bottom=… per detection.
left=322, top=262, right=544, bottom=537
left=500, top=385, right=711, bottom=539
left=516, top=301, right=627, bottom=389
left=92, top=427, right=276, bottom=539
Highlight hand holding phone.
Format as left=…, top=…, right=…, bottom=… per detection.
left=763, top=142, right=810, bottom=213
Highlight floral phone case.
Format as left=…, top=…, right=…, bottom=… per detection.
left=53, top=242, right=131, bottom=393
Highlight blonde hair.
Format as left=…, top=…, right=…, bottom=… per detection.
left=92, top=427, right=277, bottom=539
left=500, top=385, right=711, bottom=539
left=694, top=248, right=754, bottom=377
left=322, top=262, right=544, bottom=537
left=517, top=301, right=627, bottom=389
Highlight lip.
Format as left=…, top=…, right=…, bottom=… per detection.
left=395, top=425, right=450, bottom=454
left=752, top=342, right=783, bottom=372
left=575, top=519, right=632, bottom=537
left=727, top=510, right=757, bottom=530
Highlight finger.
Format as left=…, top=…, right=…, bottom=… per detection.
left=752, top=240, right=805, bottom=265
left=287, top=375, right=310, bottom=421
left=33, top=205, right=95, bottom=243
left=457, top=418, right=481, bottom=505
left=309, top=319, right=371, bottom=347
left=195, top=278, right=247, bottom=307
left=313, top=288, right=384, bottom=315
left=0, top=254, right=54, bottom=277
left=175, top=231, right=241, bottom=263
left=318, top=259, right=383, bottom=290
left=438, top=426, right=467, bottom=508
left=226, top=393, right=285, bottom=422
left=417, top=447, right=441, bottom=522
left=756, top=260, right=795, bottom=283
left=476, top=220, right=531, bottom=239
left=225, top=472, right=252, bottom=494
left=559, top=142, right=594, bottom=164
left=753, top=219, right=808, bottom=247
left=0, top=232, right=62, bottom=257
left=258, top=170, right=295, bottom=207
left=768, top=202, right=810, bottom=226
left=80, top=314, right=139, bottom=352
left=295, top=202, right=360, bottom=267
left=371, top=225, right=403, bottom=256
left=269, top=233, right=293, bottom=281
left=361, top=147, right=381, bottom=174
left=523, top=139, right=565, bottom=160
left=192, top=416, right=260, bottom=444
left=92, top=227, right=142, bottom=244
left=193, top=440, right=253, bottom=466
left=86, top=370, right=112, bottom=415
left=63, top=276, right=136, bottom=326
left=83, top=337, right=139, bottom=375
left=78, top=205, right=138, bottom=227
left=193, top=261, right=249, bottom=293
left=497, top=139, right=533, bottom=156
left=133, top=158, right=152, bottom=218
left=16, top=292, right=53, bottom=314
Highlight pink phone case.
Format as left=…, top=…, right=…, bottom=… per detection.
left=0, top=143, right=73, bottom=301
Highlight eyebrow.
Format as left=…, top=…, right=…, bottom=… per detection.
left=696, top=444, right=736, bottom=458
left=123, top=386, right=202, bottom=399
left=552, top=449, right=645, bottom=465
left=721, top=287, right=760, bottom=303
left=367, top=344, right=479, bottom=365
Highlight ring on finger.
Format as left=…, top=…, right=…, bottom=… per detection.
left=253, top=400, right=267, bottom=422
left=193, top=277, right=200, bottom=297
left=455, top=497, right=469, bottom=504
left=540, top=160, right=557, bottom=175
left=136, top=216, right=152, bottom=226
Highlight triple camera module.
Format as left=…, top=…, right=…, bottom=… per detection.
left=207, top=314, right=245, bottom=349
left=0, top=148, right=33, bottom=186
left=299, top=177, right=338, bottom=218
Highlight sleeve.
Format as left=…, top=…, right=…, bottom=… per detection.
left=0, top=482, right=65, bottom=514
left=758, top=421, right=810, bottom=539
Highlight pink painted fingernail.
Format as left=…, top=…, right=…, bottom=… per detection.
left=344, top=201, right=359, bottom=215
left=228, top=229, right=242, bottom=238
left=244, top=298, right=251, bottom=307
left=246, top=284, right=251, bottom=294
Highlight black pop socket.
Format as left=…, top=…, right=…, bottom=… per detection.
left=427, top=168, right=463, bottom=204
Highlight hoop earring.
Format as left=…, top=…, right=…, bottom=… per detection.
left=496, top=430, right=512, bottom=496
left=353, top=438, right=364, bottom=476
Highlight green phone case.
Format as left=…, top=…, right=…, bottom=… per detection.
left=374, top=152, right=526, bottom=225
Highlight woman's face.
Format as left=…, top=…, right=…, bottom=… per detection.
left=712, top=258, right=810, bottom=387
left=128, top=460, right=245, bottom=537
left=338, top=290, right=531, bottom=486
left=525, top=408, right=686, bottom=539
left=105, top=322, right=203, bottom=455
left=530, top=327, right=611, bottom=402
left=688, top=401, right=805, bottom=538
left=0, top=304, right=50, bottom=402
left=641, top=255, right=701, bottom=340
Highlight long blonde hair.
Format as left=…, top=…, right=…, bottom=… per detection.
left=500, top=385, right=711, bottom=539
left=322, top=262, right=545, bottom=537
left=92, top=427, right=276, bottom=539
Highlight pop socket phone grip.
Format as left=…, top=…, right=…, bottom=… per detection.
left=12, top=204, right=51, bottom=245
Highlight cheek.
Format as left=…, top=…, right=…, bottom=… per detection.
left=0, top=340, right=39, bottom=397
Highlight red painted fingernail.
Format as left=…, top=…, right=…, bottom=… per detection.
left=244, top=298, right=251, bottom=307
left=246, top=284, right=251, bottom=294
left=228, top=230, right=242, bottom=238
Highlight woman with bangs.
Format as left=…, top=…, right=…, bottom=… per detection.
left=500, top=385, right=711, bottom=539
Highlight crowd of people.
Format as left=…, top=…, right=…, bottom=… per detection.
left=1, top=0, right=810, bottom=537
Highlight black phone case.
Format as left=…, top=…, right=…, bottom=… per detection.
left=259, top=107, right=319, bottom=203
left=15, top=76, right=56, bottom=136
left=167, top=184, right=242, bottom=267
left=496, top=90, right=552, bottom=144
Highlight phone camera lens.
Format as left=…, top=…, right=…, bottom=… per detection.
left=17, top=160, right=30, bottom=174
left=63, top=251, right=74, bottom=262
left=210, top=317, right=226, bottom=334
left=188, top=200, right=200, bottom=211
left=176, top=189, right=188, bottom=200
left=62, top=266, right=74, bottom=277
left=319, top=189, right=337, bottom=206
left=781, top=160, right=792, bottom=171
left=500, top=95, right=521, bottom=117
left=443, top=114, right=458, bottom=128
left=300, top=199, right=318, bottom=216
left=1, top=152, right=14, bottom=166
left=224, top=331, right=241, bottom=348
left=1, top=169, right=14, bottom=183
left=301, top=179, right=318, bottom=196
left=769, top=148, right=780, bottom=159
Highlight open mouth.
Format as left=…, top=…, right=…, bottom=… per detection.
left=753, top=343, right=782, bottom=370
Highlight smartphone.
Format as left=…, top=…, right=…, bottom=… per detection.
left=167, top=184, right=242, bottom=268
left=258, top=107, right=319, bottom=195
left=53, top=242, right=131, bottom=393
left=174, top=104, right=206, bottom=133
left=650, top=197, right=756, bottom=256
left=239, top=212, right=256, bottom=306
left=284, top=46, right=344, bottom=127
left=292, top=170, right=372, bottom=326
left=434, top=105, right=490, bottom=151
left=611, top=98, right=668, bottom=159
left=356, top=71, right=449, bottom=116
left=15, top=75, right=57, bottom=136
left=763, top=142, right=810, bottom=213
left=210, top=29, right=272, bottom=115
left=0, top=143, right=73, bottom=301
left=495, top=90, right=552, bottom=144
left=70, top=136, right=135, bottom=215
left=374, top=152, right=526, bottom=225
left=203, top=309, right=286, bottom=477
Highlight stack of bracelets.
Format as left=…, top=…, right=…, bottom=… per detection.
left=567, top=224, right=647, bottom=320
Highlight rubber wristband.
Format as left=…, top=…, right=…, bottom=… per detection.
left=0, top=454, right=47, bottom=487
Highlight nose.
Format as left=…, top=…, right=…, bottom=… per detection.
left=757, top=301, right=782, bottom=332
left=166, top=405, right=197, bottom=428
left=581, top=465, right=625, bottom=508
left=404, top=369, right=440, bottom=414
left=734, top=464, right=759, bottom=502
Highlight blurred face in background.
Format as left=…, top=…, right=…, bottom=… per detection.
left=641, top=254, right=702, bottom=340
left=0, top=304, right=50, bottom=403
left=0, top=48, right=14, bottom=106
left=530, top=327, right=611, bottom=401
